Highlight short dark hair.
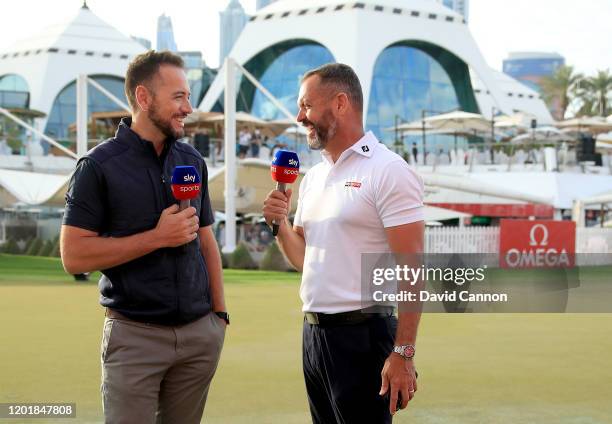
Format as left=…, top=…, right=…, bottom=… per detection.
left=302, top=63, right=363, bottom=113
left=125, top=50, right=184, bottom=110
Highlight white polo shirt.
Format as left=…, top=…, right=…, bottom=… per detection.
left=294, top=131, right=424, bottom=313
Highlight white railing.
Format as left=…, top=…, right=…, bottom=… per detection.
left=424, top=225, right=612, bottom=266
left=576, top=227, right=612, bottom=254
left=425, top=226, right=499, bottom=253
left=576, top=227, right=612, bottom=265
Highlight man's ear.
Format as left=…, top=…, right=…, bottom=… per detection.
left=335, top=92, right=350, bottom=116
left=135, top=85, right=151, bottom=112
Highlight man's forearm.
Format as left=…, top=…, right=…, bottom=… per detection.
left=276, top=218, right=305, bottom=272
left=395, top=312, right=421, bottom=345
left=201, top=239, right=225, bottom=312
left=60, top=226, right=161, bottom=274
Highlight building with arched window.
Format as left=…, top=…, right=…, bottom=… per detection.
left=0, top=3, right=145, bottom=140
left=200, top=0, right=554, bottom=145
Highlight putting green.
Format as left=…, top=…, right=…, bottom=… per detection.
left=0, top=255, right=610, bottom=423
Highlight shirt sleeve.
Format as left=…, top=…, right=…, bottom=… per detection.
left=292, top=173, right=308, bottom=228
left=63, top=157, right=107, bottom=233
left=375, top=160, right=425, bottom=228
left=199, top=161, right=215, bottom=227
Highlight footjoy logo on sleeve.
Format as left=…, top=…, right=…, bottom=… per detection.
left=344, top=181, right=362, bottom=188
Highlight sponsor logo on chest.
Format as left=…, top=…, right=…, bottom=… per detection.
left=344, top=181, right=362, bottom=188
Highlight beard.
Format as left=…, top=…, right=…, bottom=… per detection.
left=148, top=99, right=185, bottom=140
left=302, top=109, right=337, bottom=150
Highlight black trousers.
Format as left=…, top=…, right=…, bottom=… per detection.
left=302, top=315, right=397, bottom=424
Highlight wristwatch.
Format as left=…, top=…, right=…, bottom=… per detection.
left=393, top=344, right=415, bottom=359
left=214, top=311, right=230, bottom=325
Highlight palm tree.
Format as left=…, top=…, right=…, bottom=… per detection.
left=540, top=65, right=583, bottom=120
left=583, top=69, right=612, bottom=116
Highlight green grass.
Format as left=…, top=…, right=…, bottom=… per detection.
left=0, top=255, right=611, bottom=423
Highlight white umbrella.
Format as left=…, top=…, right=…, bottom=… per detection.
left=421, top=111, right=492, bottom=133
left=384, top=121, right=436, bottom=132
left=510, top=130, right=571, bottom=144
left=596, top=132, right=612, bottom=142
left=557, top=116, right=612, bottom=133
left=494, top=111, right=535, bottom=129
left=596, top=132, right=612, bottom=150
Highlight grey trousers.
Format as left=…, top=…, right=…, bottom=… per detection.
left=100, top=312, right=225, bottom=424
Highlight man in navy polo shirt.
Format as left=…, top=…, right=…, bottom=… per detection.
left=60, top=51, right=227, bottom=424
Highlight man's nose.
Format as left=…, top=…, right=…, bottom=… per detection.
left=296, top=109, right=305, bottom=124
left=183, top=100, right=193, bottom=115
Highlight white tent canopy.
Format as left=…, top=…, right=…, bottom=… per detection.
left=0, top=169, right=70, bottom=207
left=425, top=171, right=612, bottom=210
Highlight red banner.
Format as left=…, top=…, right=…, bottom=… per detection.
left=499, top=220, right=576, bottom=268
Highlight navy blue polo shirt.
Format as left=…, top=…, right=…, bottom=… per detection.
left=63, top=118, right=215, bottom=325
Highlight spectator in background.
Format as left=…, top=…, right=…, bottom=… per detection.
left=238, top=129, right=250, bottom=158
left=412, top=142, right=418, bottom=164
left=250, top=128, right=262, bottom=158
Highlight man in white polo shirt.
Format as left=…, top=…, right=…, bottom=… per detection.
left=263, top=63, right=424, bottom=423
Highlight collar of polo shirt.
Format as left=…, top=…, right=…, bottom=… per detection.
left=321, top=131, right=377, bottom=164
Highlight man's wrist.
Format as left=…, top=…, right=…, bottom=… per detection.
left=392, top=344, right=416, bottom=360
left=145, top=227, right=164, bottom=250
left=275, top=218, right=291, bottom=237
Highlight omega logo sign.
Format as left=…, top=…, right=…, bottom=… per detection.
left=529, top=224, right=548, bottom=246
left=500, top=220, right=576, bottom=268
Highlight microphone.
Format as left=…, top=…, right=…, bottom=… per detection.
left=270, top=150, right=300, bottom=236
left=171, top=165, right=201, bottom=211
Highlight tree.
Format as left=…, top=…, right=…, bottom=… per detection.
left=540, top=65, right=583, bottom=120
left=583, top=69, right=612, bottom=117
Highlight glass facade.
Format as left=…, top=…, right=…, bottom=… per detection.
left=366, top=42, right=478, bottom=150
left=244, top=41, right=334, bottom=121
left=45, top=76, right=126, bottom=140
left=0, top=74, right=29, bottom=108
left=503, top=56, right=565, bottom=93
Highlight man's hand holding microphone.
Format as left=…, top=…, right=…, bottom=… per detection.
left=263, top=150, right=300, bottom=237
left=154, top=165, right=201, bottom=248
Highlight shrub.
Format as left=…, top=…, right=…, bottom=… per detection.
left=25, top=238, right=43, bottom=256
left=50, top=238, right=61, bottom=258
left=259, top=242, right=290, bottom=271
left=38, top=240, right=54, bottom=257
left=2, top=238, right=21, bottom=254
left=229, top=242, right=257, bottom=270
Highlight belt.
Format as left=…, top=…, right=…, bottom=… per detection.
left=105, top=308, right=130, bottom=320
left=305, top=307, right=394, bottom=326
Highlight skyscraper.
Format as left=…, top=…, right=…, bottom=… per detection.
left=503, top=52, right=565, bottom=118
left=219, top=0, right=248, bottom=65
left=256, top=0, right=278, bottom=10
left=436, top=0, right=469, bottom=23
left=157, top=14, right=177, bottom=51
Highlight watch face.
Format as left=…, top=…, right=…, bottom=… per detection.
left=403, top=345, right=415, bottom=358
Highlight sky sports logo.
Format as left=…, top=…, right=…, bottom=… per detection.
left=288, top=158, right=298, bottom=167
left=183, top=174, right=196, bottom=183
left=178, top=185, right=200, bottom=193
left=271, top=166, right=299, bottom=176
